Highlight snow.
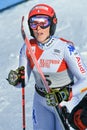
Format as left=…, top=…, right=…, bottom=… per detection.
left=0, top=0, right=87, bottom=130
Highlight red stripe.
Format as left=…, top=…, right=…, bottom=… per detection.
left=26, top=39, right=44, bottom=69
left=57, top=59, right=68, bottom=72
left=60, top=37, right=74, bottom=45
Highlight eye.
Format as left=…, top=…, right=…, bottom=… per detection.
left=31, top=21, right=37, bottom=25
left=40, top=22, right=45, bottom=26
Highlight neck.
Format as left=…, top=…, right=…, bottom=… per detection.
left=41, top=36, right=51, bottom=44
left=37, top=36, right=54, bottom=49
left=37, top=36, right=52, bottom=44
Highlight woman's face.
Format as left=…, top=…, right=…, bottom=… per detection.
left=29, top=15, right=51, bottom=43
left=33, top=26, right=50, bottom=43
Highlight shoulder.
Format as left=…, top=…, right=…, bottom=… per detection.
left=52, top=36, right=74, bottom=46
left=59, top=37, right=74, bottom=46
left=30, top=38, right=37, bottom=45
left=20, top=38, right=37, bottom=53
left=54, top=37, right=75, bottom=55
left=58, top=37, right=75, bottom=53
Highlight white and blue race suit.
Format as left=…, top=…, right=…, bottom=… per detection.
left=18, top=36, right=87, bottom=130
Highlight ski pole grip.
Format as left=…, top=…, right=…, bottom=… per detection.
left=20, top=66, right=25, bottom=88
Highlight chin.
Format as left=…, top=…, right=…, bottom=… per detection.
left=37, top=38, right=45, bottom=43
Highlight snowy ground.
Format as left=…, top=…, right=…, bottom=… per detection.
left=0, top=0, right=87, bottom=130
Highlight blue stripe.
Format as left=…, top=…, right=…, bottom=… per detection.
left=0, top=0, right=27, bottom=11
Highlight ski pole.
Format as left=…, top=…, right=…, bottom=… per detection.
left=20, top=66, right=26, bottom=130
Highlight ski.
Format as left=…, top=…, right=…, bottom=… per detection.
left=21, top=16, right=70, bottom=130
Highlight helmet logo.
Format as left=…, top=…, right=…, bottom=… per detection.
left=35, top=6, right=48, bottom=11
left=37, top=9, right=40, bottom=13
left=53, top=18, right=57, bottom=24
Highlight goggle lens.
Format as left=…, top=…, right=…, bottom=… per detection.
left=29, top=16, right=51, bottom=30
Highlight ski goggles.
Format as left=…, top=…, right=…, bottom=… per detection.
left=29, top=15, right=51, bottom=30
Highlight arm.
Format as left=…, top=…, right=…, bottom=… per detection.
left=7, top=44, right=31, bottom=87
left=19, top=44, right=31, bottom=85
left=64, top=44, right=87, bottom=96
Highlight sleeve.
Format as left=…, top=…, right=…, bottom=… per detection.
left=64, top=44, right=87, bottom=96
left=19, top=43, right=31, bottom=85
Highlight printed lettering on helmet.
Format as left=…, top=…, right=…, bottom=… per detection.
left=33, top=6, right=48, bottom=11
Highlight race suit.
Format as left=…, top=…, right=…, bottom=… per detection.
left=19, top=36, right=87, bottom=130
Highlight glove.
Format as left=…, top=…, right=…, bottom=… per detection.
left=45, top=87, right=69, bottom=106
left=7, top=66, right=25, bottom=86
left=46, top=91, right=59, bottom=106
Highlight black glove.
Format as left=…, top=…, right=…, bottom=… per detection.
left=7, top=66, right=25, bottom=86
left=45, top=87, right=69, bottom=106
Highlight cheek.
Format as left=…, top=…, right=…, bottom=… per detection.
left=46, top=27, right=50, bottom=33
left=33, top=30, right=37, bottom=36
left=44, top=27, right=50, bottom=36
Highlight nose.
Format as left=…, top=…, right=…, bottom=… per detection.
left=36, top=25, right=41, bottom=30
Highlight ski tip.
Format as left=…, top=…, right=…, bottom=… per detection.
left=22, top=16, right=24, bottom=22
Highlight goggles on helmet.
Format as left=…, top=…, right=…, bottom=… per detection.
left=29, top=15, right=51, bottom=30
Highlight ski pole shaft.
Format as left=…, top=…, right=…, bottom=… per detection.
left=22, top=88, right=26, bottom=130
left=21, top=67, right=26, bottom=130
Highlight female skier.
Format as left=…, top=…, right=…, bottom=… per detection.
left=8, top=4, right=87, bottom=130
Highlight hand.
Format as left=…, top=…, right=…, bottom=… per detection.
left=7, top=66, right=25, bottom=86
left=45, top=87, right=69, bottom=106
left=46, top=91, right=59, bottom=106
